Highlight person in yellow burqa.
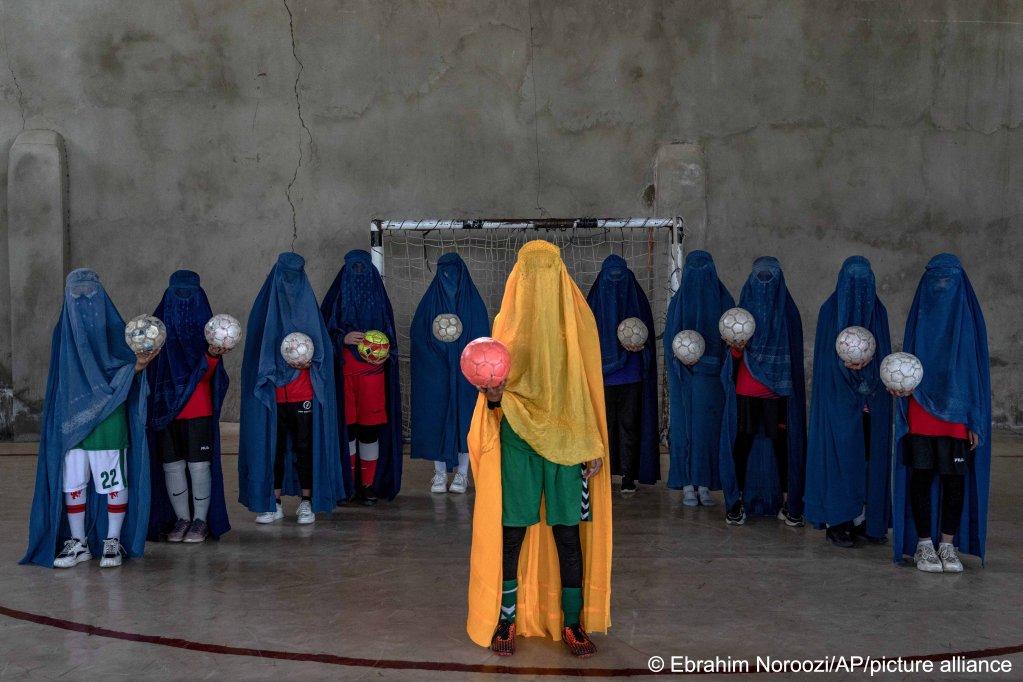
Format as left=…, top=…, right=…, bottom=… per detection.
left=466, top=240, right=612, bottom=657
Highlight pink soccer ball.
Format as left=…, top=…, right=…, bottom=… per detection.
left=460, top=337, right=511, bottom=389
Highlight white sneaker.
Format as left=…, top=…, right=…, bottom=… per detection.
left=938, top=543, right=963, bottom=573
left=255, top=503, right=284, bottom=524
left=698, top=487, right=716, bottom=506
left=54, top=539, right=92, bottom=568
left=430, top=472, right=448, bottom=494
left=296, top=500, right=315, bottom=525
left=449, top=471, right=469, bottom=494
left=682, top=486, right=698, bottom=506
left=914, top=541, right=943, bottom=573
left=99, top=538, right=124, bottom=568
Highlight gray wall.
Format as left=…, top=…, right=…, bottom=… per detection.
left=1, top=0, right=1021, bottom=430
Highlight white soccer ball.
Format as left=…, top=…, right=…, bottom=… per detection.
left=125, top=314, right=167, bottom=353
left=280, top=332, right=314, bottom=367
left=432, top=313, right=463, bottom=343
left=718, top=307, right=756, bottom=344
left=617, top=317, right=648, bottom=348
left=204, top=313, right=243, bottom=349
left=836, top=326, right=876, bottom=365
left=672, top=330, right=706, bottom=366
left=879, top=352, right=924, bottom=393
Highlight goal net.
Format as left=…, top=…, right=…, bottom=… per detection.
left=373, top=218, right=684, bottom=442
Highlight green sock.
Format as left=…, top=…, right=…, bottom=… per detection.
left=501, top=580, right=518, bottom=623
left=562, top=587, right=583, bottom=627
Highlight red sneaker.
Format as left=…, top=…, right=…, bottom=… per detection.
left=490, top=621, right=516, bottom=656
left=563, top=623, right=596, bottom=657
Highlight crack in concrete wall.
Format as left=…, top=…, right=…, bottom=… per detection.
left=283, top=0, right=313, bottom=250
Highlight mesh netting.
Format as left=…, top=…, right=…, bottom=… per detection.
left=380, top=223, right=679, bottom=441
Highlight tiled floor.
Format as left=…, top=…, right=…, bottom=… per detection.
left=1, top=434, right=1021, bottom=680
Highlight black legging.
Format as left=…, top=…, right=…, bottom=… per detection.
left=502, top=524, right=582, bottom=588
left=911, top=470, right=965, bottom=538
left=732, top=430, right=788, bottom=493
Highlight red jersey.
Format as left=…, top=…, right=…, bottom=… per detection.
left=176, top=355, right=220, bottom=420
left=908, top=396, right=968, bottom=440
left=732, top=347, right=778, bottom=399
left=276, top=368, right=314, bottom=403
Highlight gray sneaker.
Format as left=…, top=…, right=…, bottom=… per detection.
left=167, top=518, right=191, bottom=543
left=449, top=471, right=469, bottom=494
left=698, top=487, right=716, bottom=507
left=914, top=541, right=943, bottom=573
left=938, top=543, right=963, bottom=573
left=54, top=539, right=92, bottom=568
left=255, top=503, right=284, bottom=524
left=183, top=519, right=209, bottom=544
left=296, top=500, right=315, bottom=525
left=99, top=538, right=125, bottom=568
left=682, top=486, right=698, bottom=506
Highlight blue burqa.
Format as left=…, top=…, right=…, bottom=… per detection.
left=22, top=269, right=151, bottom=568
left=892, top=254, right=991, bottom=562
left=238, top=253, right=345, bottom=513
left=719, top=257, right=807, bottom=516
left=320, top=249, right=403, bottom=500
left=146, top=270, right=231, bottom=540
left=409, top=253, right=489, bottom=468
left=805, top=257, right=892, bottom=535
left=586, top=255, right=660, bottom=484
left=664, top=250, right=735, bottom=490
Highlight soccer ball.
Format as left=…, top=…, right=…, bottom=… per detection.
left=357, top=330, right=391, bottom=364
left=432, top=313, right=463, bottom=343
left=879, top=352, right=924, bottom=393
left=280, top=332, right=314, bottom=367
left=835, top=326, right=876, bottom=365
left=125, top=315, right=167, bottom=353
left=672, top=330, right=706, bottom=366
left=460, top=337, right=511, bottom=389
left=204, top=314, right=243, bottom=349
left=718, top=307, right=756, bottom=344
left=617, top=317, right=648, bottom=348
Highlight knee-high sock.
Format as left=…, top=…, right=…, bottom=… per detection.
left=359, top=439, right=379, bottom=487
left=162, top=460, right=191, bottom=521
left=457, top=451, right=469, bottom=475
left=187, top=461, right=212, bottom=522
left=64, top=491, right=87, bottom=542
left=349, top=439, right=358, bottom=485
left=434, top=460, right=447, bottom=475
left=107, top=493, right=127, bottom=540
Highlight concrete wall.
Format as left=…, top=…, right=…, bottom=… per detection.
left=1, top=0, right=1021, bottom=429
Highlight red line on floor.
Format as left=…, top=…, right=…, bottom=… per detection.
left=1, top=604, right=1021, bottom=676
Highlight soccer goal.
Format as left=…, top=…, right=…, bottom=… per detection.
left=372, top=217, right=685, bottom=441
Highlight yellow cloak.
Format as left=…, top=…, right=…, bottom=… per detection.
left=466, top=240, right=612, bottom=646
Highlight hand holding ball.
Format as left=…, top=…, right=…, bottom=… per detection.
left=460, top=337, right=511, bottom=389
left=357, top=330, right=391, bottom=364
left=672, top=330, right=706, bottom=366
left=125, top=315, right=167, bottom=354
left=719, top=307, right=756, bottom=347
left=617, top=317, right=648, bottom=351
left=205, top=314, right=243, bottom=352
left=836, top=326, right=876, bottom=368
left=281, top=332, right=314, bottom=369
left=880, top=352, right=923, bottom=397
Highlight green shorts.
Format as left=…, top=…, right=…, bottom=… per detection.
left=500, top=418, right=584, bottom=527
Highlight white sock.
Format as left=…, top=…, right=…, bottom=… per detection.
left=918, top=538, right=933, bottom=548
left=683, top=485, right=695, bottom=493
left=434, top=460, right=447, bottom=475
left=457, top=452, right=469, bottom=475
left=162, top=460, right=191, bottom=521
left=359, top=440, right=380, bottom=462
left=187, top=461, right=212, bottom=522
left=107, top=501, right=125, bottom=540
left=348, top=439, right=357, bottom=456
left=64, top=492, right=86, bottom=543
left=854, top=506, right=866, bottom=526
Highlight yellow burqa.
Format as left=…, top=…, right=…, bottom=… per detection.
left=466, top=240, right=612, bottom=647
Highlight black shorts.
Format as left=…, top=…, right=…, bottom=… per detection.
left=736, top=395, right=787, bottom=439
left=156, top=416, right=215, bottom=464
left=903, top=434, right=970, bottom=476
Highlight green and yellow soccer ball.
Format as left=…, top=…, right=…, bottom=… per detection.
left=357, top=330, right=391, bottom=365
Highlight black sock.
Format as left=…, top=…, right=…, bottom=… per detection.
left=301, top=495, right=311, bottom=502
left=275, top=497, right=282, bottom=505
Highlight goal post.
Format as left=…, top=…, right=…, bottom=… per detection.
left=371, top=217, right=686, bottom=440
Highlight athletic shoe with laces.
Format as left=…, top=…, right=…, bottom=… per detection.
left=698, top=486, right=716, bottom=507
left=167, top=518, right=191, bottom=543
left=183, top=519, right=209, bottom=543
left=430, top=471, right=448, bottom=494
left=255, top=502, right=284, bottom=524
left=621, top=478, right=636, bottom=494
left=361, top=485, right=377, bottom=506
left=449, top=471, right=469, bottom=494
left=490, top=620, right=516, bottom=656
left=99, top=538, right=125, bottom=568
left=726, top=500, right=746, bottom=526
left=914, top=541, right=943, bottom=573
left=296, top=500, right=315, bottom=525
left=54, top=539, right=92, bottom=568
left=562, top=623, right=597, bottom=658
left=938, top=542, right=963, bottom=573
left=682, top=487, right=698, bottom=506
left=826, top=522, right=855, bottom=548
left=777, top=503, right=805, bottom=527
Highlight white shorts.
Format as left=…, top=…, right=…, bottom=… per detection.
left=62, top=448, right=127, bottom=495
